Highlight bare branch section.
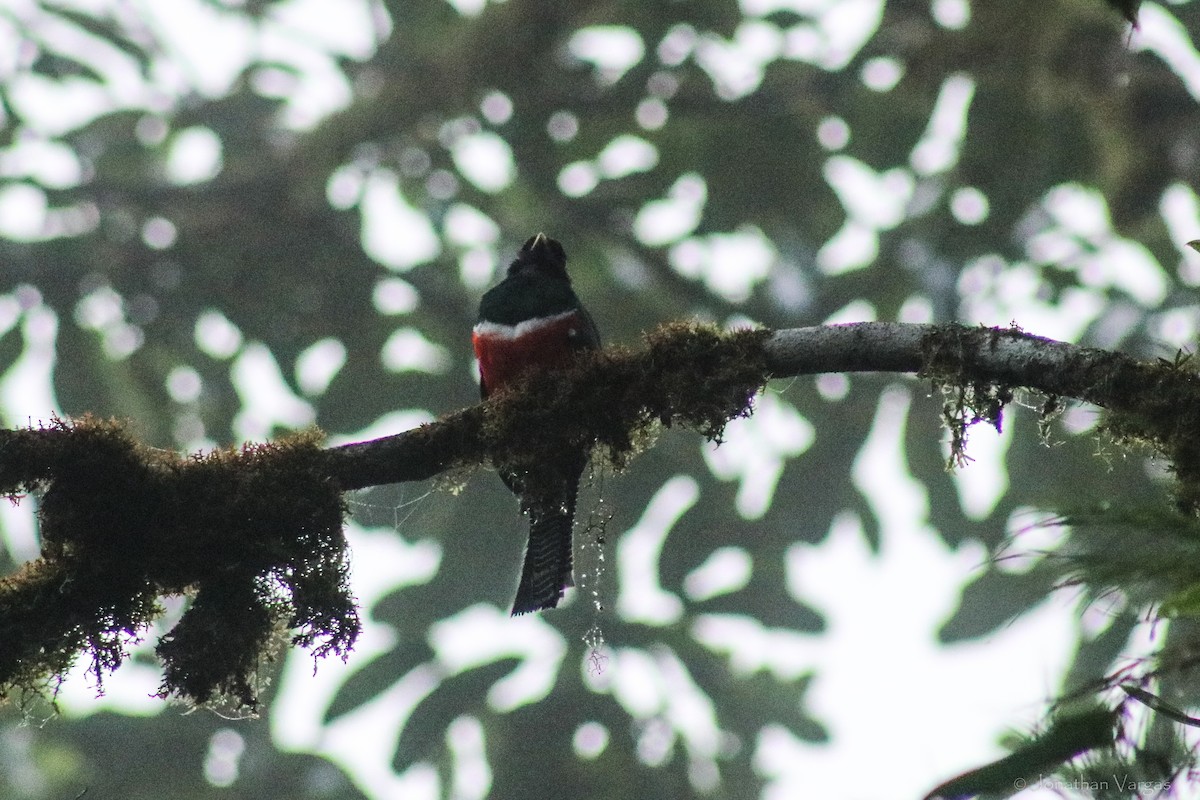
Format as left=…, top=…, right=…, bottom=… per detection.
left=1, top=320, right=1197, bottom=712
left=771, top=323, right=1200, bottom=499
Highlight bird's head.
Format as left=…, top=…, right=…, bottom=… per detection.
left=506, top=233, right=569, bottom=280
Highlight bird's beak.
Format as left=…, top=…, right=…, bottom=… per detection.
left=520, top=232, right=551, bottom=258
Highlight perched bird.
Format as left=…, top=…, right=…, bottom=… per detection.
left=472, top=233, right=601, bottom=615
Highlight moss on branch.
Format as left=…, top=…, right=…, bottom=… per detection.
left=0, top=416, right=357, bottom=713
left=5, top=319, right=1200, bottom=716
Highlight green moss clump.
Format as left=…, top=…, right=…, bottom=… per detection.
left=480, top=322, right=771, bottom=481
left=0, top=415, right=358, bottom=713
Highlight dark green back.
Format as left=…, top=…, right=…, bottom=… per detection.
left=478, top=273, right=583, bottom=326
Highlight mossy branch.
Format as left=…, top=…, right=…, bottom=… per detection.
left=324, top=322, right=1200, bottom=498
left=1, top=321, right=1197, bottom=713
left=0, top=422, right=357, bottom=714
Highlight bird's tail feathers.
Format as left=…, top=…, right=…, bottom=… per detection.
left=511, top=487, right=578, bottom=615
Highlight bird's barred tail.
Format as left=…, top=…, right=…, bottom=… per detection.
left=511, top=485, right=578, bottom=615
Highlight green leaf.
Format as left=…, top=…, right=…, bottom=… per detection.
left=1159, top=583, right=1200, bottom=618
left=922, top=707, right=1117, bottom=800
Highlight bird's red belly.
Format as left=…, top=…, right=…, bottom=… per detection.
left=473, top=314, right=581, bottom=394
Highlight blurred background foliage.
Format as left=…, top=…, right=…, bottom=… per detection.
left=2, top=0, right=1199, bottom=797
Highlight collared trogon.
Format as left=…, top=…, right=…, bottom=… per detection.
left=472, top=233, right=601, bottom=615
